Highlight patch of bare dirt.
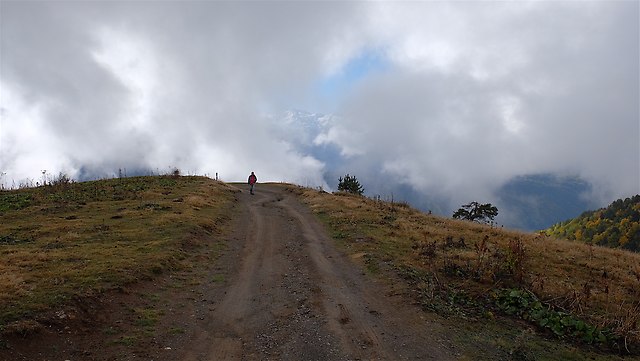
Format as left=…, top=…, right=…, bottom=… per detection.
left=0, top=184, right=457, bottom=360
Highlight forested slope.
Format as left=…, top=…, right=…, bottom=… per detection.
left=545, top=195, right=640, bottom=252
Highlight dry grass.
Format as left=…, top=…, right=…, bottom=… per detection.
left=0, top=176, right=236, bottom=327
left=293, top=187, right=640, bottom=351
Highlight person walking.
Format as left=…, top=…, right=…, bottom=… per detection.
left=248, top=171, right=257, bottom=195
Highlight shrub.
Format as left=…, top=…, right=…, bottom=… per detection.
left=495, top=288, right=617, bottom=345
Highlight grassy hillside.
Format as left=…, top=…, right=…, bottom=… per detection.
left=3, top=177, right=639, bottom=358
left=0, top=176, right=236, bottom=332
left=546, top=195, right=640, bottom=252
left=292, top=186, right=640, bottom=356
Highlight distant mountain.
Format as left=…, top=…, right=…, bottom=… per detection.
left=495, top=174, right=599, bottom=231
left=545, top=195, right=640, bottom=252
left=271, top=110, right=606, bottom=231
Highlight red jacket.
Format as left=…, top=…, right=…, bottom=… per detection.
left=248, top=174, right=257, bottom=185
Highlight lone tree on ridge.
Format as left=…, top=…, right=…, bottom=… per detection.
left=452, top=201, right=498, bottom=224
left=338, top=174, right=364, bottom=195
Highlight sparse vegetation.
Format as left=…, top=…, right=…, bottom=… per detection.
left=0, top=175, right=236, bottom=333
left=495, top=288, right=617, bottom=345
left=294, top=186, right=640, bottom=355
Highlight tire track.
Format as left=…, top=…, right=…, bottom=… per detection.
left=179, top=184, right=453, bottom=360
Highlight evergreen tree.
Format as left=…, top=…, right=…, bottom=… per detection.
left=338, top=174, right=364, bottom=195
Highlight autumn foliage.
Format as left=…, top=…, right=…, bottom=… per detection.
left=546, top=195, right=640, bottom=252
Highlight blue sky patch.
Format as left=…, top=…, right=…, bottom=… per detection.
left=314, top=49, right=389, bottom=107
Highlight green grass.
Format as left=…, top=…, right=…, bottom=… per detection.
left=110, top=335, right=137, bottom=347
left=134, top=307, right=162, bottom=327
left=212, top=274, right=225, bottom=283
left=169, top=327, right=185, bottom=335
left=0, top=176, right=237, bottom=328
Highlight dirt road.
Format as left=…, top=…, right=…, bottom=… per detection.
left=0, top=183, right=456, bottom=360
left=174, top=184, right=455, bottom=360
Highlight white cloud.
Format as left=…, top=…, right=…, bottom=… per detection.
left=0, top=0, right=637, bottom=212
left=91, top=26, right=160, bottom=131
left=318, top=1, right=639, bottom=208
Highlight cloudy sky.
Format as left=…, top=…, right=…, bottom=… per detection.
left=1, top=1, right=638, bottom=215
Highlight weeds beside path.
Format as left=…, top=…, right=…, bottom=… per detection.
left=294, top=186, right=640, bottom=359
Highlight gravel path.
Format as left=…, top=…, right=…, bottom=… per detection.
left=177, top=184, right=454, bottom=360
